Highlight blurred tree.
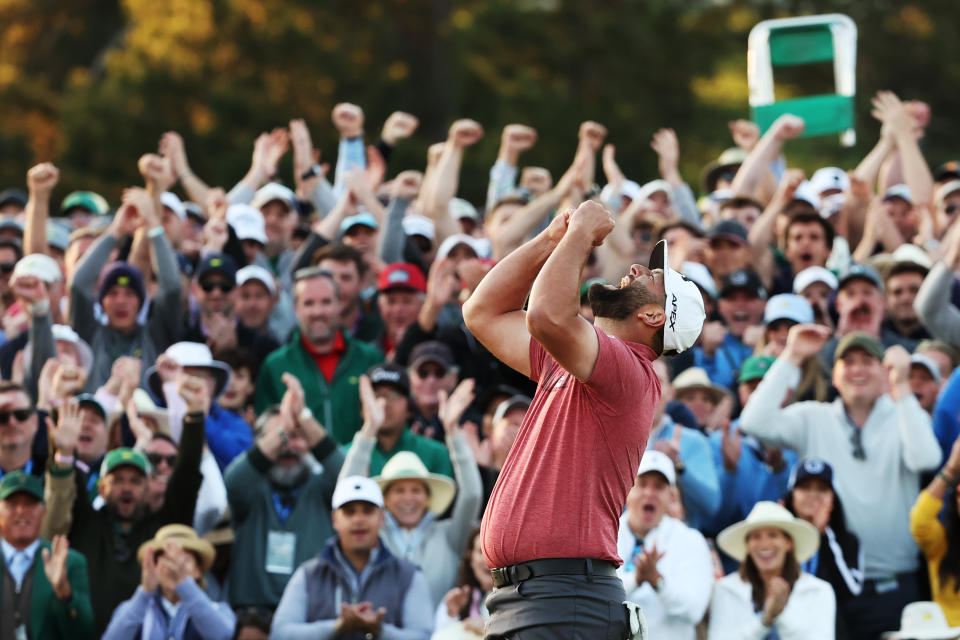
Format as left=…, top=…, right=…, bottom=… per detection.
left=0, top=0, right=957, bottom=208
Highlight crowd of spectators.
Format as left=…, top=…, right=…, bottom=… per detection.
left=2, top=90, right=960, bottom=639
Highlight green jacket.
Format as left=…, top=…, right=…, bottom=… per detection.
left=254, top=328, right=383, bottom=445
left=346, top=428, right=454, bottom=479
left=0, top=541, right=95, bottom=640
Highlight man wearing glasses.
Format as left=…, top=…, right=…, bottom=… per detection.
left=0, top=382, right=42, bottom=480
left=183, top=253, right=280, bottom=362
left=739, top=324, right=941, bottom=639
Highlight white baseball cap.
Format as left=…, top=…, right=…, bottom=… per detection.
left=910, top=353, right=942, bottom=385
left=637, top=179, right=672, bottom=203
left=764, top=293, right=814, bottom=326
left=437, top=233, right=482, bottom=260
left=791, top=181, right=821, bottom=210
left=649, top=239, right=706, bottom=355
left=883, top=183, right=913, bottom=205
left=236, top=265, right=277, bottom=295
left=160, top=192, right=186, bottom=221
left=449, top=198, right=479, bottom=222
left=936, top=179, right=960, bottom=202
left=332, top=475, right=384, bottom=510
left=12, top=253, right=62, bottom=283
left=227, top=204, right=268, bottom=245
left=793, top=266, right=839, bottom=294
left=681, top=261, right=718, bottom=300
left=809, top=167, right=849, bottom=195
left=251, top=183, right=296, bottom=212
left=402, top=214, right=435, bottom=242
left=637, top=450, right=676, bottom=486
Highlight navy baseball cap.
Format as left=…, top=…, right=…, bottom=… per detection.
left=788, top=458, right=835, bottom=491
left=195, top=254, right=238, bottom=282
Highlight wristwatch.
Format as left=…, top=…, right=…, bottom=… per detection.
left=298, top=407, right=314, bottom=424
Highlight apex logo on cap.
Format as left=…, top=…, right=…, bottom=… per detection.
left=669, top=293, right=678, bottom=331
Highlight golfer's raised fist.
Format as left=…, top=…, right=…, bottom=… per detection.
left=569, top=200, right=615, bottom=247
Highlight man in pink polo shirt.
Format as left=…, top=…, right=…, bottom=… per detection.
left=463, top=200, right=705, bottom=639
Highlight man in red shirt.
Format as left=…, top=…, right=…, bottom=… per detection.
left=463, top=200, right=705, bottom=639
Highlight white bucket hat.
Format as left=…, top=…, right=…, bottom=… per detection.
left=717, top=501, right=820, bottom=564
left=648, top=239, right=706, bottom=355
left=882, top=601, right=960, bottom=639
left=109, top=388, right=171, bottom=437
left=145, top=342, right=232, bottom=401
left=373, top=451, right=456, bottom=515
left=23, top=324, right=94, bottom=373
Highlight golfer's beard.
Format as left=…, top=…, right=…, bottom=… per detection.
left=268, top=454, right=315, bottom=488
left=588, top=279, right=661, bottom=320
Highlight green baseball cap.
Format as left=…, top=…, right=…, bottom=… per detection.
left=0, top=471, right=43, bottom=502
left=834, top=332, right=884, bottom=363
left=60, top=191, right=109, bottom=216
left=74, top=393, right=107, bottom=421
left=101, top=448, right=149, bottom=477
left=739, top=356, right=776, bottom=384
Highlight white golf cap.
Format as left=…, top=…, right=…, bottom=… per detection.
left=236, top=265, right=277, bottom=295
left=227, top=204, right=268, bottom=245
left=890, top=243, right=933, bottom=271
left=681, top=261, right=718, bottom=300
left=402, top=214, right=435, bottom=242
left=649, top=239, right=705, bottom=355
left=449, top=198, right=479, bottom=222
left=883, top=183, right=913, bottom=205
left=637, top=450, right=676, bottom=486
left=12, top=253, right=62, bottom=283
left=937, top=179, right=960, bottom=202
left=637, top=179, right=672, bottom=202
left=492, top=395, right=532, bottom=426
left=791, top=181, right=821, bottom=210
left=793, top=266, right=838, bottom=294
left=910, top=353, right=942, bottom=385
left=332, top=475, right=384, bottom=510
left=809, top=167, right=849, bottom=194
left=621, top=180, right=644, bottom=201
left=764, top=293, right=814, bottom=326
left=160, top=192, right=186, bottom=221
left=437, top=233, right=482, bottom=260
left=251, top=183, right=296, bottom=211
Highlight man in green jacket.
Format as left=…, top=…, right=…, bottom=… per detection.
left=0, top=471, right=95, bottom=640
left=254, top=267, right=383, bottom=444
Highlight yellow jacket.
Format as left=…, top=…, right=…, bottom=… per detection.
left=910, top=491, right=960, bottom=625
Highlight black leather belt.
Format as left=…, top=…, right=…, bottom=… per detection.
left=490, top=557, right=617, bottom=589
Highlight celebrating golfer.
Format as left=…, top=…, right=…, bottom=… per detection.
left=463, top=200, right=705, bottom=639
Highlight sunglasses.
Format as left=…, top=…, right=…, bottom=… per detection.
left=200, top=280, right=235, bottom=294
left=849, top=428, right=866, bottom=461
left=146, top=453, right=177, bottom=468
left=0, top=408, right=33, bottom=424
left=416, top=366, right=447, bottom=379
left=0, top=262, right=15, bottom=274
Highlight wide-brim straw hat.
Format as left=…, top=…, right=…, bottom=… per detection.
left=716, top=501, right=820, bottom=564
left=145, top=342, right=231, bottom=401
left=373, top=451, right=456, bottom=515
left=137, top=524, right=216, bottom=573
left=672, top=366, right=726, bottom=405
